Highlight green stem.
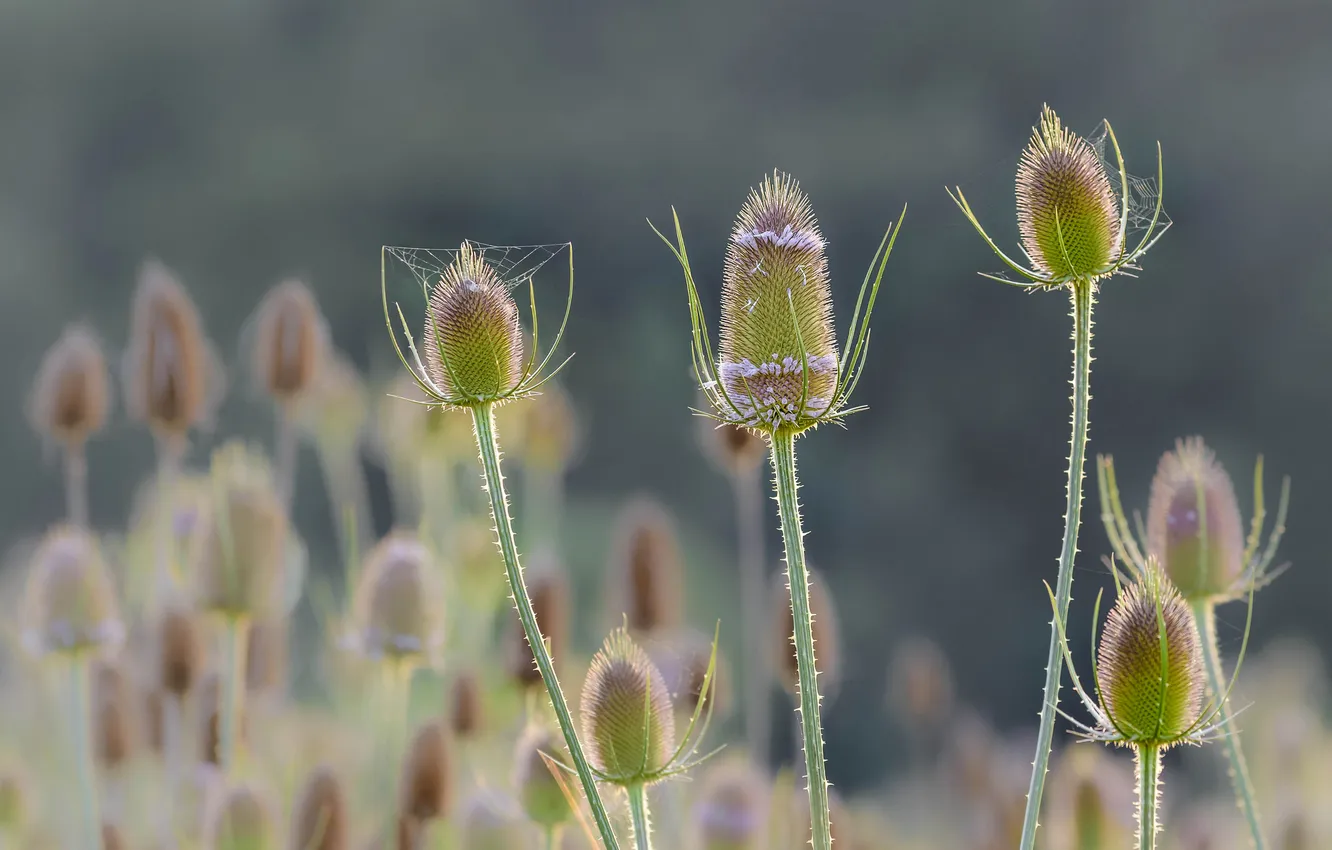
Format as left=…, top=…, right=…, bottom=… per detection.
left=379, top=661, right=414, bottom=849
left=770, top=430, right=832, bottom=850
left=627, top=784, right=652, bottom=850
left=1192, top=600, right=1266, bottom=849
left=65, top=444, right=89, bottom=528
left=1135, top=746, right=1162, bottom=850
left=67, top=655, right=101, bottom=850
left=470, top=403, right=620, bottom=850
left=1019, top=279, right=1095, bottom=850
left=219, top=616, right=250, bottom=776
left=275, top=407, right=299, bottom=512
left=734, top=466, right=768, bottom=760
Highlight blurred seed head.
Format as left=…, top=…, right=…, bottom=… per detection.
left=943, top=709, right=998, bottom=802
left=1096, top=564, right=1204, bottom=746
left=199, top=672, right=247, bottom=765
left=580, top=628, right=676, bottom=786
left=1044, top=746, right=1134, bottom=850
left=348, top=531, right=440, bottom=664
left=205, top=784, right=273, bottom=850
left=375, top=374, right=475, bottom=464
left=295, top=351, right=368, bottom=444
left=509, top=554, right=569, bottom=689
left=692, top=757, right=768, bottom=850
left=460, top=790, right=529, bottom=850
left=291, top=765, right=347, bottom=850
left=249, top=279, right=325, bottom=405
left=102, top=821, right=125, bottom=850
left=513, top=726, right=571, bottom=829
left=523, top=383, right=579, bottom=472
left=698, top=419, right=767, bottom=478
left=0, top=770, right=27, bottom=831
left=245, top=616, right=288, bottom=694
left=194, top=443, right=288, bottom=619
left=449, top=670, right=483, bottom=740
left=22, top=524, right=124, bottom=656
left=770, top=567, right=841, bottom=701
left=609, top=498, right=684, bottom=635
left=423, top=243, right=525, bottom=405
left=649, top=628, right=729, bottom=720
left=1015, top=106, right=1122, bottom=280
left=887, top=636, right=955, bottom=734
left=1147, top=437, right=1246, bottom=600
left=157, top=606, right=202, bottom=697
left=124, top=259, right=218, bottom=441
left=28, top=323, right=110, bottom=448
left=718, top=171, right=837, bottom=431
left=398, top=720, right=452, bottom=823
left=93, top=658, right=134, bottom=770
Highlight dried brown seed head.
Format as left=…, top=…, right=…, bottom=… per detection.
left=158, top=607, right=202, bottom=697
left=398, top=721, right=451, bottom=822
left=448, top=670, right=482, bottom=739
left=28, top=323, right=110, bottom=448
left=245, top=616, right=288, bottom=694
left=770, top=567, right=841, bottom=700
left=249, top=279, right=325, bottom=404
left=102, top=821, right=125, bottom=850
left=610, top=497, right=684, bottom=634
left=1146, top=437, right=1246, bottom=600
left=508, top=555, right=569, bottom=689
left=291, top=765, right=348, bottom=850
left=887, top=636, right=955, bottom=732
left=22, top=524, right=123, bottom=656
left=699, top=419, right=767, bottom=478
left=93, top=659, right=134, bottom=769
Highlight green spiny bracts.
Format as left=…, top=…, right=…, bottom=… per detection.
left=21, top=525, right=124, bottom=656
left=423, top=243, right=525, bottom=406
left=1016, top=106, right=1122, bottom=281
left=580, top=629, right=676, bottom=786
left=1146, top=437, right=1245, bottom=601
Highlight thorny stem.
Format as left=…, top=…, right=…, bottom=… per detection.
left=65, top=445, right=89, bottom=528
left=627, top=784, right=653, bottom=850
left=1135, top=745, right=1162, bottom=850
left=66, top=654, right=101, bottom=850
left=219, top=616, right=250, bottom=776
left=470, top=403, right=621, bottom=850
left=1192, top=600, right=1266, bottom=849
left=770, top=430, right=832, bottom=850
left=734, top=465, right=768, bottom=760
left=1019, top=279, right=1095, bottom=850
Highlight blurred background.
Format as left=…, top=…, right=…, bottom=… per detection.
left=2, top=0, right=1329, bottom=800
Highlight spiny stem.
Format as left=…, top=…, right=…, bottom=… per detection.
left=1192, top=600, right=1266, bottom=849
left=770, top=430, right=832, bottom=850
left=1019, top=279, right=1096, bottom=850
left=1135, top=745, right=1162, bottom=850
left=66, top=654, right=101, bottom=850
left=65, top=445, right=89, bottom=528
left=219, top=616, right=250, bottom=776
left=627, top=784, right=652, bottom=850
left=734, top=465, right=768, bottom=760
left=470, top=403, right=621, bottom=850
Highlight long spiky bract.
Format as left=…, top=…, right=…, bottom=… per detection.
left=946, top=106, right=1171, bottom=850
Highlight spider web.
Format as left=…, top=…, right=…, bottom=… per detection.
left=1088, top=122, right=1173, bottom=239
left=382, top=241, right=571, bottom=298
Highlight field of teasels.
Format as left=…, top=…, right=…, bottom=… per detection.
left=0, top=106, right=1328, bottom=850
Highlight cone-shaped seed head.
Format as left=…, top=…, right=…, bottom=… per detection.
left=348, top=531, right=439, bottom=662
left=292, top=765, right=347, bottom=850
left=1147, top=437, right=1245, bottom=600
left=580, top=628, right=676, bottom=785
left=650, top=628, right=729, bottom=719
left=102, top=822, right=125, bottom=850
left=28, top=323, right=110, bottom=448
left=125, top=259, right=215, bottom=440
left=508, top=556, right=568, bottom=689
left=887, top=636, right=955, bottom=732
left=0, top=770, right=27, bottom=830
left=245, top=617, right=288, bottom=693
left=610, top=498, right=684, bottom=634
left=523, top=383, right=579, bottom=471
left=399, top=720, right=452, bottom=822
left=699, top=419, right=767, bottom=477
left=693, top=758, right=768, bottom=850
left=250, top=279, right=324, bottom=404
left=158, top=606, right=202, bottom=697
left=1015, top=106, right=1122, bottom=281
left=22, top=525, right=123, bottom=655
left=719, top=171, right=838, bottom=431
left=423, top=243, right=525, bottom=405
left=514, top=726, right=571, bottom=829
left=93, top=659, right=134, bottom=769
left=295, top=352, right=367, bottom=444
left=770, top=568, right=841, bottom=699
left=460, top=791, right=528, bottom=850
left=206, top=785, right=273, bottom=850
left=449, top=670, right=483, bottom=739
left=194, top=443, right=288, bottom=618
left=1095, top=567, right=1204, bottom=745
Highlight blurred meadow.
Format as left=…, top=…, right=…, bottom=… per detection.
left=2, top=1, right=1331, bottom=848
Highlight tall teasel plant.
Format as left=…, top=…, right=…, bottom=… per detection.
left=380, top=241, right=631, bottom=848
left=1099, top=438, right=1290, bottom=848
left=655, top=171, right=904, bottom=850
left=947, top=105, right=1171, bottom=850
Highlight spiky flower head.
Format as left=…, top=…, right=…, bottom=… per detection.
left=398, top=721, right=452, bottom=823
left=580, top=628, right=676, bottom=786
left=28, top=323, right=110, bottom=449
left=422, top=243, right=525, bottom=406
left=249, top=279, right=326, bottom=405
left=205, top=784, right=274, bottom=850
left=771, top=568, right=841, bottom=700
left=1147, top=437, right=1246, bottom=600
left=692, top=757, right=769, bottom=850
left=22, top=524, right=124, bottom=656
left=290, top=765, right=347, bottom=850
left=609, top=497, right=685, bottom=635
left=513, top=726, right=572, bottom=829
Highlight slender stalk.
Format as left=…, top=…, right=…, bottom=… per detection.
left=1192, top=600, right=1266, bottom=848
left=1135, top=746, right=1162, bottom=850
left=769, top=430, right=831, bottom=850
left=65, top=444, right=89, bottom=528
left=627, top=785, right=652, bottom=850
left=315, top=437, right=373, bottom=586
left=378, top=660, right=413, bottom=849
left=160, top=695, right=182, bottom=849
left=545, top=826, right=560, bottom=850
left=733, top=465, right=768, bottom=760
left=66, top=654, right=101, bottom=850
left=1019, top=280, right=1096, bottom=850
left=153, top=438, right=183, bottom=609
left=219, top=616, right=250, bottom=776
left=469, top=403, right=620, bottom=850
left=275, top=407, right=299, bottom=512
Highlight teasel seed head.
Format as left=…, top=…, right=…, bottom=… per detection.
left=1147, top=437, right=1246, bottom=600
left=513, top=726, right=572, bottom=829
left=1095, top=564, right=1205, bottom=747
left=22, top=524, right=124, bottom=656
left=249, top=279, right=325, bottom=405
left=423, top=243, right=525, bottom=406
left=28, top=323, right=110, bottom=449
left=102, top=821, right=125, bottom=850
left=124, top=258, right=219, bottom=442
left=449, top=669, right=483, bottom=739
left=650, top=628, right=730, bottom=719
left=0, top=770, right=27, bottom=831
left=346, top=530, right=440, bottom=665
left=692, top=757, right=768, bottom=850
left=295, top=351, right=368, bottom=445
left=460, top=790, right=529, bottom=850
left=398, top=720, right=452, bottom=823
left=610, top=497, right=685, bottom=635
left=1015, top=106, right=1122, bottom=281
left=698, top=419, right=767, bottom=478
left=194, top=443, right=289, bottom=619
left=580, top=628, right=676, bottom=786
left=200, top=672, right=247, bottom=764
left=93, top=658, right=134, bottom=770
left=245, top=616, right=288, bottom=694
left=205, top=784, right=273, bottom=850
left=157, top=606, right=202, bottom=697
left=291, top=765, right=348, bottom=850
left=508, top=554, right=569, bottom=689
left=770, top=567, right=841, bottom=700
left=887, top=636, right=955, bottom=734
left=718, top=171, right=838, bottom=432
left=1045, top=746, right=1134, bottom=850
left=523, top=382, right=579, bottom=472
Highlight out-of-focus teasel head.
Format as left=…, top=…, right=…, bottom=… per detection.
left=194, top=443, right=288, bottom=619
left=398, top=720, right=452, bottom=825
left=123, top=258, right=220, bottom=444
left=0, top=769, right=27, bottom=834
left=248, top=279, right=326, bottom=406
left=656, top=171, right=903, bottom=435
left=102, top=822, right=126, bottom=850
left=199, top=672, right=249, bottom=765
left=385, top=241, right=573, bottom=410
left=887, top=635, right=956, bottom=736
left=28, top=323, right=110, bottom=450
left=692, top=757, right=769, bottom=850
left=245, top=616, right=288, bottom=694
left=650, top=627, right=733, bottom=721
left=205, top=784, right=274, bottom=850
left=949, top=104, right=1170, bottom=288
left=157, top=606, right=202, bottom=698
left=507, top=554, right=568, bottom=690
left=344, top=530, right=441, bottom=669
left=609, top=497, right=685, bottom=635
left=449, top=669, right=483, bottom=740
left=579, top=627, right=718, bottom=788
left=291, top=765, right=347, bottom=850
left=1044, top=746, right=1134, bottom=850
left=698, top=419, right=767, bottom=479
left=522, top=381, right=579, bottom=473
left=92, top=658, right=135, bottom=771
left=21, top=525, right=124, bottom=656
left=460, top=790, right=530, bottom=850
left=770, top=568, right=841, bottom=701
left=1099, top=437, right=1291, bottom=603
left=513, top=725, right=572, bottom=831
left=295, top=351, right=369, bottom=446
